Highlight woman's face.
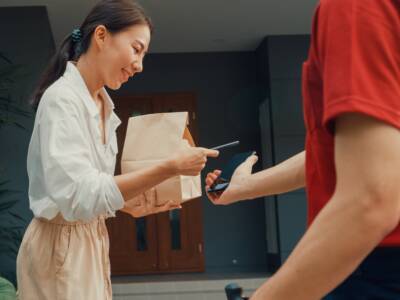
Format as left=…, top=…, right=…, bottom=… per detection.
left=97, top=24, right=151, bottom=90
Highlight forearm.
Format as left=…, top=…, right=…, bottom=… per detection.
left=249, top=113, right=400, bottom=299
left=237, top=151, right=305, bottom=200
left=114, top=159, right=176, bottom=201
left=251, top=192, right=397, bottom=300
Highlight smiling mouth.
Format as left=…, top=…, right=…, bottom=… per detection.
left=121, top=69, right=132, bottom=82
left=123, top=68, right=133, bottom=76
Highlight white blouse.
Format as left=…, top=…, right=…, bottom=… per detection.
left=27, top=62, right=124, bottom=221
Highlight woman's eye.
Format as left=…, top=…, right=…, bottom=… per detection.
left=132, top=47, right=139, bottom=54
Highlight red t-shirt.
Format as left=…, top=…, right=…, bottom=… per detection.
left=303, top=0, right=400, bottom=246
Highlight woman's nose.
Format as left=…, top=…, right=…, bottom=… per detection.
left=133, top=60, right=143, bottom=73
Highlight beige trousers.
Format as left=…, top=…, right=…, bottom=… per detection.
left=16, top=214, right=112, bottom=300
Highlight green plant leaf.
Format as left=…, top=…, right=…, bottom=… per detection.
left=0, top=179, right=20, bottom=211
left=0, top=52, right=12, bottom=65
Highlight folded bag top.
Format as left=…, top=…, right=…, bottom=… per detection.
left=122, top=112, right=193, bottom=160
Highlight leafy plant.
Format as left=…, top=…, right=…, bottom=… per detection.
left=0, top=163, right=28, bottom=289
left=0, top=178, right=19, bottom=212
left=0, top=52, right=33, bottom=129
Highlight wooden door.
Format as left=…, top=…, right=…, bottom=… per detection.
left=106, top=92, right=205, bottom=275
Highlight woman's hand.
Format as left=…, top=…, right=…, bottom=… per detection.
left=206, top=153, right=258, bottom=205
left=169, top=146, right=219, bottom=176
left=121, top=189, right=182, bottom=218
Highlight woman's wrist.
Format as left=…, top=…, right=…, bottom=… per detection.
left=162, top=157, right=179, bottom=177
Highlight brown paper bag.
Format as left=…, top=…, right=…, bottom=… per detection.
left=121, top=112, right=202, bottom=206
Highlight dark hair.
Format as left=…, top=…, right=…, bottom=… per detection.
left=31, top=0, right=153, bottom=109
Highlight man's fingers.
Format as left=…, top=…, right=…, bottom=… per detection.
left=236, top=154, right=258, bottom=174
left=206, top=173, right=219, bottom=185
left=207, top=171, right=220, bottom=180
left=213, top=170, right=222, bottom=176
left=206, top=177, right=214, bottom=186
left=246, top=154, right=259, bottom=165
left=210, top=173, right=219, bottom=180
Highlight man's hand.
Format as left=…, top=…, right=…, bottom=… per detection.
left=206, top=153, right=258, bottom=205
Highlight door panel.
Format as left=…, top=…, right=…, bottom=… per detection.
left=107, top=92, right=204, bottom=275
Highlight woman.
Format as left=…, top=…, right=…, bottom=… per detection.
left=16, top=1, right=218, bottom=299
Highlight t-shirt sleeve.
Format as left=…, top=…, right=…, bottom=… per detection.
left=316, top=0, right=400, bottom=129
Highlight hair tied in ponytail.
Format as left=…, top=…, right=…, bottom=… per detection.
left=71, top=28, right=82, bottom=43
left=71, top=28, right=83, bottom=57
